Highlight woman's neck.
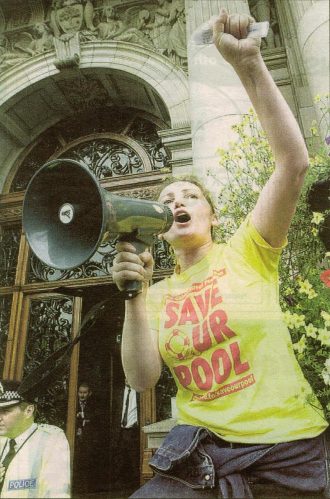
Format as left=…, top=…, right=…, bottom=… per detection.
left=173, top=240, right=214, bottom=273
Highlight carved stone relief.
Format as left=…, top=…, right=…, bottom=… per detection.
left=54, top=32, right=80, bottom=68
left=248, top=0, right=282, bottom=49
left=92, top=0, right=187, bottom=66
left=0, top=0, right=188, bottom=73
left=96, top=4, right=153, bottom=48
left=50, top=0, right=96, bottom=36
left=50, top=0, right=95, bottom=66
left=0, top=34, right=31, bottom=72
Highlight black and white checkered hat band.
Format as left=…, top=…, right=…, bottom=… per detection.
left=0, top=391, right=24, bottom=406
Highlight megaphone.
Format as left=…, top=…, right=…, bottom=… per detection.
left=22, top=159, right=173, bottom=299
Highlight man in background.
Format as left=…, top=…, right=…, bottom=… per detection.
left=0, top=379, right=70, bottom=498
left=113, top=379, right=140, bottom=491
left=76, top=381, right=93, bottom=439
left=73, top=381, right=99, bottom=494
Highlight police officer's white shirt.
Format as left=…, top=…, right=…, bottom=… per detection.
left=9, top=423, right=37, bottom=453
left=121, top=386, right=138, bottom=428
left=0, top=423, right=70, bottom=498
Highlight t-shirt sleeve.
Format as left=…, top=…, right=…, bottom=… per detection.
left=227, top=214, right=287, bottom=280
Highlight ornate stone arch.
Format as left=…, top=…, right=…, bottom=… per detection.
left=0, top=41, right=191, bottom=195
left=81, top=42, right=190, bottom=129
left=0, top=41, right=190, bottom=129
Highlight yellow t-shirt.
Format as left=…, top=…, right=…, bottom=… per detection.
left=147, top=216, right=328, bottom=443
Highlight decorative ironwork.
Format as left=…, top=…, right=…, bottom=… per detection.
left=10, top=111, right=169, bottom=192
left=28, top=239, right=117, bottom=283
left=0, top=295, right=11, bottom=376
left=28, top=224, right=174, bottom=283
left=156, top=364, right=177, bottom=421
left=60, top=139, right=144, bottom=179
left=248, top=0, right=282, bottom=49
left=0, top=226, right=20, bottom=286
left=153, top=238, right=175, bottom=270
left=128, top=118, right=169, bottom=170
left=23, top=297, right=73, bottom=428
left=10, top=107, right=172, bottom=284
left=127, top=186, right=161, bottom=201
left=0, top=206, right=22, bottom=224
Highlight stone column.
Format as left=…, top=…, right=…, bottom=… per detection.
left=186, top=0, right=251, bottom=191
left=158, top=127, right=192, bottom=174
left=296, top=0, right=329, bottom=136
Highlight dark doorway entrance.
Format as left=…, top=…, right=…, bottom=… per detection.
left=72, top=284, right=139, bottom=496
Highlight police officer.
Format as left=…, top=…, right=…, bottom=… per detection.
left=0, top=379, right=70, bottom=498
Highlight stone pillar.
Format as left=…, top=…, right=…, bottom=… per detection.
left=296, top=0, right=329, bottom=136
left=186, top=0, right=251, bottom=190
left=158, top=127, right=192, bottom=175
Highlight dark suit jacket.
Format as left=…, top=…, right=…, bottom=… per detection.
left=76, top=397, right=99, bottom=446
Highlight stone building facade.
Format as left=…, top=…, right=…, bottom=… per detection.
left=0, top=0, right=328, bottom=493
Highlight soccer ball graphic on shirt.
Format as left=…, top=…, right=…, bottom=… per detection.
left=165, top=329, right=195, bottom=360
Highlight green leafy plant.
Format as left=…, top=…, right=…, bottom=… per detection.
left=213, top=94, right=330, bottom=420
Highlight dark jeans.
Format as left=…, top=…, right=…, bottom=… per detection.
left=131, top=425, right=329, bottom=499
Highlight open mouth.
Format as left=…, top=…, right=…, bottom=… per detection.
left=175, top=212, right=191, bottom=223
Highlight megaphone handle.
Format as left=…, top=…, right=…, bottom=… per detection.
left=123, top=280, right=142, bottom=300
left=119, top=239, right=149, bottom=300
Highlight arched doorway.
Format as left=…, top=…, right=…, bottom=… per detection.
left=0, top=103, right=176, bottom=494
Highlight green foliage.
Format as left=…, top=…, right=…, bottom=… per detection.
left=213, top=95, right=330, bottom=421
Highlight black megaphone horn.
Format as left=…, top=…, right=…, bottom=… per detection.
left=22, top=159, right=173, bottom=299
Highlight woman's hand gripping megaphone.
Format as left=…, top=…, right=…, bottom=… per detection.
left=112, top=240, right=154, bottom=299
